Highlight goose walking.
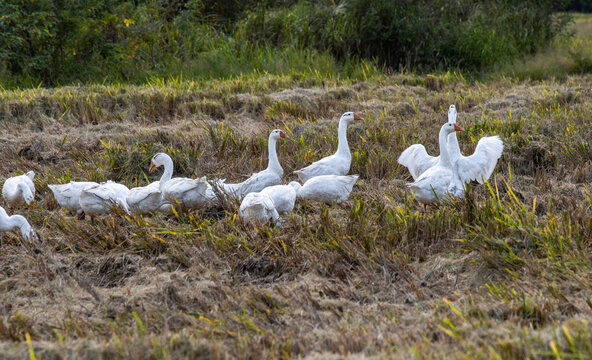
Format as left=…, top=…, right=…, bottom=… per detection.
left=407, top=122, right=463, bottom=206
left=294, top=112, right=363, bottom=183
left=0, top=206, right=37, bottom=243
left=2, top=171, right=35, bottom=208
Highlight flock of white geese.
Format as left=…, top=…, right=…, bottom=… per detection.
left=0, top=106, right=503, bottom=243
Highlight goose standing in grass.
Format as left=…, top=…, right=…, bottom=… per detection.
left=0, top=205, right=37, bottom=243
left=145, top=153, right=210, bottom=211
left=239, top=192, right=280, bottom=225
left=2, top=171, right=35, bottom=208
left=215, top=129, right=287, bottom=201
left=407, top=122, right=463, bottom=206
left=398, top=105, right=503, bottom=187
left=295, top=175, right=359, bottom=204
left=49, top=181, right=99, bottom=218
left=445, top=105, right=504, bottom=197
left=79, top=181, right=131, bottom=220
left=260, top=181, right=301, bottom=214
left=294, top=112, right=363, bottom=183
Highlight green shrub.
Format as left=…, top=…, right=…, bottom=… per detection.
left=237, top=0, right=571, bottom=71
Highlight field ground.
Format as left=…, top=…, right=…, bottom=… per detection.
left=0, top=14, right=592, bottom=360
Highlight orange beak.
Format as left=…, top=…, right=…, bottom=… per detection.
left=149, top=161, right=156, bottom=173
left=454, top=124, right=464, bottom=132
left=29, top=202, right=35, bottom=210
left=353, top=113, right=363, bottom=121
left=279, top=131, right=287, bottom=138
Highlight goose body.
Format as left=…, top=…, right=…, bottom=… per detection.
left=0, top=206, right=36, bottom=243
left=295, top=112, right=363, bottom=183
left=2, top=171, right=35, bottom=208
left=296, top=175, right=359, bottom=204
left=163, top=177, right=210, bottom=210
left=126, top=153, right=181, bottom=214
left=239, top=192, right=279, bottom=224
left=260, top=181, right=300, bottom=214
left=407, top=122, right=463, bottom=205
left=145, top=153, right=211, bottom=211
left=399, top=105, right=503, bottom=190
left=79, top=181, right=130, bottom=217
left=49, top=181, right=98, bottom=216
left=127, top=181, right=172, bottom=214
left=216, top=129, right=287, bottom=200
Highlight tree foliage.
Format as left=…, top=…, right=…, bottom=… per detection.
left=0, top=0, right=572, bottom=87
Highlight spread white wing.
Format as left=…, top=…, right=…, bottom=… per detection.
left=454, top=136, right=504, bottom=184
left=398, top=144, right=439, bottom=180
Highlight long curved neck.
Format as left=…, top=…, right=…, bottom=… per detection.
left=336, top=118, right=351, bottom=157
left=0, top=212, right=24, bottom=232
left=158, top=156, right=174, bottom=192
left=447, top=132, right=461, bottom=161
left=438, top=128, right=452, bottom=167
left=267, top=136, right=282, bottom=173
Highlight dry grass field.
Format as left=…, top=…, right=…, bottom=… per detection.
left=0, top=71, right=590, bottom=359
left=1, top=15, right=592, bottom=360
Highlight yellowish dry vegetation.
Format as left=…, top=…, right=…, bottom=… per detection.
left=0, top=70, right=591, bottom=359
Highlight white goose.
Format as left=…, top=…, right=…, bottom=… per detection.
left=407, top=122, right=463, bottom=205
left=146, top=153, right=210, bottom=211
left=398, top=105, right=503, bottom=190
left=239, top=192, right=280, bottom=225
left=0, top=206, right=37, bottom=243
left=446, top=105, right=504, bottom=196
left=260, top=181, right=301, bottom=214
left=294, top=112, right=363, bottom=183
left=79, top=181, right=131, bottom=219
left=295, top=175, right=359, bottom=204
left=126, top=153, right=176, bottom=214
left=215, top=129, right=287, bottom=201
left=2, top=171, right=35, bottom=208
left=49, top=181, right=99, bottom=218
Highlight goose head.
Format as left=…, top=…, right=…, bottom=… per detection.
left=14, top=215, right=36, bottom=243
left=448, top=105, right=457, bottom=124
left=149, top=152, right=170, bottom=173
left=270, top=129, right=287, bottom=140
left=442, top=122, right=464, bottom=134
left=21, top=224, right=37, bottom=243
left=341, top=112, right=363, bottom=123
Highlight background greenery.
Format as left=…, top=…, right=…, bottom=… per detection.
left=0, top=0, right=580, bottom=88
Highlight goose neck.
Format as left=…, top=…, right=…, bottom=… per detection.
left=439, top=127, right=452, bottom=167
left=158, top=156, right=174, bottom=192
left=267, top=136, right=282, bottom=173
left=336, top=118, right=351, bottom=157
left=447, top=132, right=461, bottom=162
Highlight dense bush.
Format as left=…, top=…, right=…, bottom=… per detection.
left=238, top=0, right=571, bottom=71
left=0, top=0, right=572, bottom=87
